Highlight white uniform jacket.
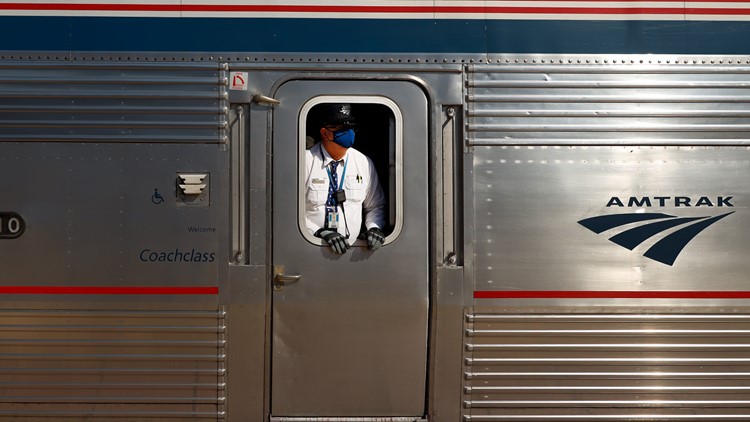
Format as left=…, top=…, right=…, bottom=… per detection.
left=304, top=142, right=386, bottom=241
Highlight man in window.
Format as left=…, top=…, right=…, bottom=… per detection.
left=304, top=104, right=386, bottom=254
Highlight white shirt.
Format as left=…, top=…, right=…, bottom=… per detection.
left=305, top=142, right=385, bottom=241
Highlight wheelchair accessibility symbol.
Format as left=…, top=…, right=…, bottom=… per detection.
left=152, top=189, right=165, bottom=205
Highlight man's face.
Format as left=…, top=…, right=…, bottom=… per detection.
left=322, top=125, right=345, bottom=142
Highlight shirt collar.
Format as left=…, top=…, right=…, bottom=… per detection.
left=319, top=143, right=349, bottom=167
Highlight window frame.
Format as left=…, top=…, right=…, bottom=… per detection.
left=297, top=95, right=404, bottom=248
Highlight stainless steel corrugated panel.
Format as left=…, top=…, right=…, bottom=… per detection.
left=0, top=309, right=226, bottom=420
left=467, top=64, right=750, bottom=145
left=463, top=313, right=750, bottom=421
left=0, top=62, right=228, bottom=143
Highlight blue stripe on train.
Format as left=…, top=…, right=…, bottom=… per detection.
left=2, top=17, right=750, bottom=54
left=488, top=20, right=750, bottom=55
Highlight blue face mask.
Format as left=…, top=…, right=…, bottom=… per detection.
left=332, top=129, right=355, bottom=148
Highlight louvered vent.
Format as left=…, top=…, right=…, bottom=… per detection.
left=467, top=64, right=750, bottom=145
left=0, top=309, right=226, bottom=420
left=0, top=62, right=227, bottom=143
left=464, top=313, right=750, bottom=421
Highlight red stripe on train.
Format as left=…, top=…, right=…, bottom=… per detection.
left=475, top=290, right=750, bottom=299
left=0, top=286, right=218, bottom=295
left=1, top=3, right=750, bottom=16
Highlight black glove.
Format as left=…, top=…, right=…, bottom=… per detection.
left=365, top=227, right=385, bottom=251
left=315, top=229, right=350, bottom=254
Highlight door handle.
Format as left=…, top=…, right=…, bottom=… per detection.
left=274, top=265, right=301, bottom=290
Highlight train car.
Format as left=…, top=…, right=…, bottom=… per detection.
left=1, top=1, right=750, bottom=421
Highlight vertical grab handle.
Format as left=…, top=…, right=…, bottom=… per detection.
left=442, top=106, right=463, bottom=267
left=231, top=105, right=248, bottom=264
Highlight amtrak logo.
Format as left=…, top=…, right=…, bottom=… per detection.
left=578, top=196, right=734, bottom=266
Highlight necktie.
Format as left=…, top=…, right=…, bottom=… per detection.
left=327, top=160, right=339, bottom=207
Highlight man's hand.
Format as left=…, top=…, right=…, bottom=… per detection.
left=316, top=229, right=350, bottom=254
left=365, top=227, right=385, bottom=251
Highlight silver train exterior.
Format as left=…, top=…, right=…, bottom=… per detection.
left=2, top=8, right=750, bottom=422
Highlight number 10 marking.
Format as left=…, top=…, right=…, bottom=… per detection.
left=0, top=213, right=25, bottom=239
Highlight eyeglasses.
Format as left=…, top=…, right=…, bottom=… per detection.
left=324, top=125, right=357, bottom=133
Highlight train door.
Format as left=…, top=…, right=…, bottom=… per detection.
left=270, top=80, right=429, bottom=418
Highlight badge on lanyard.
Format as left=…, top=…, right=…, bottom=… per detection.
left=325, top=206, right=339, bottom=229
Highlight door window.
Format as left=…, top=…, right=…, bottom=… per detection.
left=298, top=96, right=403, bottom=247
